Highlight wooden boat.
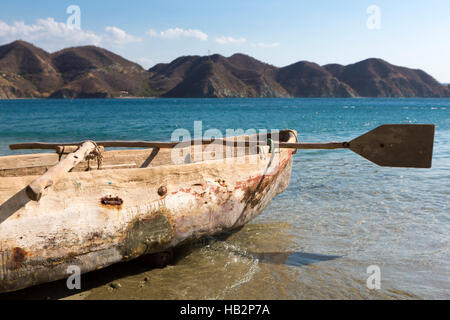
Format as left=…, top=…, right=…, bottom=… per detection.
left=0, top=124, right=435, bottom=293
left=0, top=130, right=298, bottom=293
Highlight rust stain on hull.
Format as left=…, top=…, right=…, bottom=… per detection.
left=100, top=196, right=123, bottom=208
left=239, top=151, right=291, bottom=209
left=12, top=247, right=27, bottom=268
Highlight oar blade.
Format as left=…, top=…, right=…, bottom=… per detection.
left=349, top=124, right=435, bottom=168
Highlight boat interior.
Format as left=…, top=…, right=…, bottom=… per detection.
left=0, top=130, right=297, bottom=178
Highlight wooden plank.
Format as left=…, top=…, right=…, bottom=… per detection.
left=25, top=141, right=97, bottom=201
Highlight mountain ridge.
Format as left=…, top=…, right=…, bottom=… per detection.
left=0, top=40, right=448, bottom=99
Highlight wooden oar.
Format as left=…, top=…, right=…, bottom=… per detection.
left=24, top=141, right=97, bottom=201
left=281, top=124, right=435, bottom=168
left=10, top=124, right=435, bottom=173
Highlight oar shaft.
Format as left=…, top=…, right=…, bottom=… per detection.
left=279, top=142, right=349, bottom=149
left=10, top=140, right=349, bottom=150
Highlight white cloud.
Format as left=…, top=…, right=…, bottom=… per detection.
left=147, top=28, right=208, bottom=41
left=0, top=18, right=140, bottom=51
left=105, top=26, right=142, bottom=44
left=251, top=42, right=280, bottom=48
left=215, top=36, right=247, bottom=45
left=0, top=18, right=101, bottom=48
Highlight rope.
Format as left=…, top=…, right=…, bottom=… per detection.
left=267, top=138, right=274, bottom=153
left=57, top=146, right=65, bottom=161
left=85, top=141, right=103, bottom=170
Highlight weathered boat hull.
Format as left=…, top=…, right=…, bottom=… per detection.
left=0, top=132, right=296, bottom=293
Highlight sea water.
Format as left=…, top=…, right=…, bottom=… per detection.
left=0, top=98, right=448, bottom=299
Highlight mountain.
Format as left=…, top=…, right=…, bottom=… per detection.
left=49, top=46, right=149, bottom=98
left=0, top=41, right=150, bottom=99
left=149, top=53, right=289, bottom=97
left=0, top=40, right=61, bottom=97
left=323, top=58, right=448, bottom=97
left=0, top=41, right=448, bottom=99
left=275, top=61, right=357, bottom=97
left=150, top=54, right=448, bottom=98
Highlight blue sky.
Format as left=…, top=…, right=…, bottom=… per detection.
left=0, top=0, right=449, bottom=82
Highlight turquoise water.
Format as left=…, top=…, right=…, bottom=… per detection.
left=0, top=98, right=449, bottom=299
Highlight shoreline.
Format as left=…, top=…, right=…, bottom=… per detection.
left=1, top=96, right=450, bottom=101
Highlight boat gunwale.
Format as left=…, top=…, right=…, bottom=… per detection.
left=0, top=130, right=298, bottom=178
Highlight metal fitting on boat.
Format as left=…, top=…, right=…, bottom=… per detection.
left=158, top=186, right=167, bottom=196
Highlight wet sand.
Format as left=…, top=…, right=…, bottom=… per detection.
left=0, top=222, right=411, bottom=300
